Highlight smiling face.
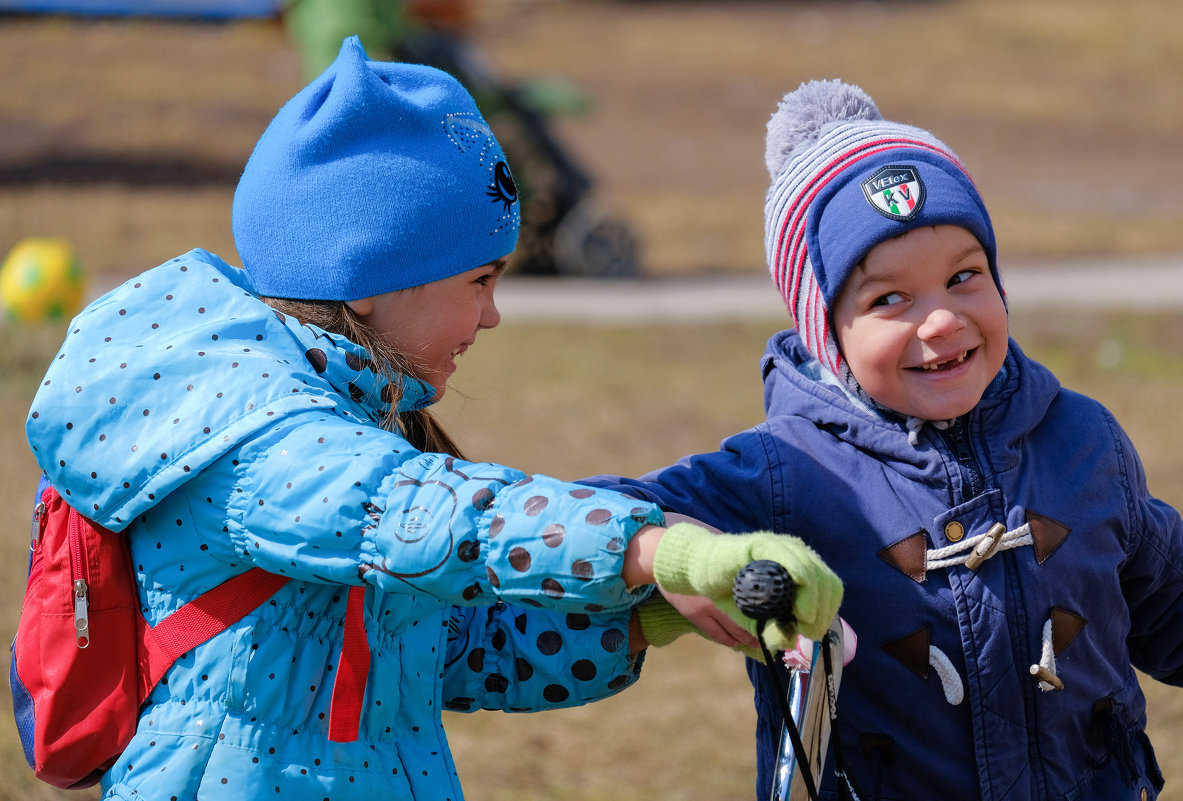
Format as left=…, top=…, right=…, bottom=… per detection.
left=346, top=260, right=506, bottom=401
left=831, top=225, right=1008, bottom=421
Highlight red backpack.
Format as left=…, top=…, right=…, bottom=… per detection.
left=8, top=476, right=293, bottom=789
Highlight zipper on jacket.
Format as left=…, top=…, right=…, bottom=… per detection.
left=942, top=417, right=986, bottom=500
left=67, top=509, right=91, bottom=649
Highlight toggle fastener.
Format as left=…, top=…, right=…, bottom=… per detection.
left=964, top=523, right=1006, bottom=570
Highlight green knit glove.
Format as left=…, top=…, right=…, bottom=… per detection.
left=635, top=594, right=699, bottom=648
left=635, top=593, right=766, bottom=659
left=653, top=523, right=843, bottom=646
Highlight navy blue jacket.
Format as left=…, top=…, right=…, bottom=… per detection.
left=587, top=329, right=1181, bottom=800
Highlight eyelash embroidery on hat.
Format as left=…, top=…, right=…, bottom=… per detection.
left=487, top=161, right=518, bottom=212
left=442, top=112, right=493, bottom=152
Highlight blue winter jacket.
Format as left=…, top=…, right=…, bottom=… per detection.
left=24, top=250, right=663, bottom=801
left=586, top=328, right=1182, bottom=801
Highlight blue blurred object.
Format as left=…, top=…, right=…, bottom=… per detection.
left=0, top=0, right=279, bottom=17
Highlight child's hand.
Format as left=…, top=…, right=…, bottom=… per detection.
left=652, top=523, right=843, bottom=643
left=633, top=592, right=760, bottom=657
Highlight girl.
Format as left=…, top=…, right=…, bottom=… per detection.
left=22, top=38, right=840, bottom=801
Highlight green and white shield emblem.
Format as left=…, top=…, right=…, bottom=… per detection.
left=861, top=165, right=925, bottom=221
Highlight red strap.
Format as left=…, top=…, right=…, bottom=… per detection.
left=328, top=586, right=370, bottom=742
left=144, top=568, right=290, bottom=689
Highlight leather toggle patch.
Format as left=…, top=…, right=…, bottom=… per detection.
left=883, top=624, right=932, bottom=678
left=1027, top=510, right=1071, bottom=564
left=879, top=530, right=928, bottom=583
left=1050, top=607, right=1088, bottom=655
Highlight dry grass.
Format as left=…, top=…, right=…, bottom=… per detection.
left=1, top=307, right=1182, bottom=800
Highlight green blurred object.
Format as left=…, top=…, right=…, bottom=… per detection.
left=282, top=0, right=410, bottom=79
left=515, top=76, right=593, bottom=118
left=279, top=0, right=641, bottom=277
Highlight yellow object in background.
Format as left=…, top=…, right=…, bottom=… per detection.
left=0, top=237, right=85, bottom=323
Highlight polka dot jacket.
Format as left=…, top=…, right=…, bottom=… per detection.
left=25, top=250, right=664, bottom=801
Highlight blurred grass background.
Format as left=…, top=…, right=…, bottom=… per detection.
left=2, top=0, right=1183, bottom=799
left=2, top=312, right=1183, bottom=801
left=3, top=0, right=1183, bottom=277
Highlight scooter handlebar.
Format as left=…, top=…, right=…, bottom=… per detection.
left=733, top=559, right=797, bottom=624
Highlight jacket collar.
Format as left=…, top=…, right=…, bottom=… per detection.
left=760, top=329, right=1060, bottom=472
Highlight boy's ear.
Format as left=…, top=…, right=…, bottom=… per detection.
left=345, top=297, right=376, bottom=318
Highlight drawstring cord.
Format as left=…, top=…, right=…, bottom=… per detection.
left=928, top=646, right=965, bottom=705
left=1030, top=617, right=1065, bottom=692
left=905, top=416, right=952, bottom=446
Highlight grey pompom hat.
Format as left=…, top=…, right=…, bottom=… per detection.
left=763, top=80, right=1001, bottom=396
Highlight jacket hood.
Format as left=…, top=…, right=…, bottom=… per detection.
left=760, top=328, right=1061, bottom=478
left=26, top=249, right=434, bottom=529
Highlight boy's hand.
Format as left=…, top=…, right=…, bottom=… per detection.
left=652, top=523, right=843, bottom=644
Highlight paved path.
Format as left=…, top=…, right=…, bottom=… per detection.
left=496, top=254, right=1183, bottom=322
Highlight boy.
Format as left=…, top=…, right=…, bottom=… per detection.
left=585, top=80, right=1181, bottom=800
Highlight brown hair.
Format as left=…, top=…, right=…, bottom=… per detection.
left=260, top=296, right=465, bottom=458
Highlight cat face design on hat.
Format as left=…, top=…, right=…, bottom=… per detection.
left=443, top=112, right=520, bottom=222
left=234, top=37, right=522, bottom=301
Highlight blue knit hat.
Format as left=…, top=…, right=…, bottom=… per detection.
left=233, top=36, right=520, bottom=300
left=764, top=80, right=1002, bottom=397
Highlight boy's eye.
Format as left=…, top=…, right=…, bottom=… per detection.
left=871, top=291, right=904, bottom=308
left=948, top=269, right=978, bottom=287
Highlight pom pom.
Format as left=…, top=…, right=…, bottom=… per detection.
left=764, top=79, right=883, bottom=178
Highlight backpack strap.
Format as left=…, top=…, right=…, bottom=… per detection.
left=139, top=568, right=290, bottom=698
left=139, top=571, right=371, bottom=743
left=328, top=585, right=370, bottom=742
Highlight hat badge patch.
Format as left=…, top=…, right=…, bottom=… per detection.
left=861, top=165, right=925, bottom=221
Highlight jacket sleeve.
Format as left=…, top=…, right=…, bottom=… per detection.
left=208, top=409, right=664, bottom=613
left=440, top=603, right=641, bottom=712
left=1114, top=411, right=1183, bottom=684
left=580, top=425, right=778, bottom=534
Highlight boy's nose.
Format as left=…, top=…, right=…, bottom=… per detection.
left=917, top=306, right=964, bottom=339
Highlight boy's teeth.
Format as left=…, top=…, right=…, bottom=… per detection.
left=920, top=351, right=969, bottom=371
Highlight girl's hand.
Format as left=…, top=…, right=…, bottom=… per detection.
left=660, top=589, right=759, bottom=650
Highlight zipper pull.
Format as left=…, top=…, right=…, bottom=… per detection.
left=73, top=578, right=90, bottom=648
left=31, top=500, right=46, bottom=550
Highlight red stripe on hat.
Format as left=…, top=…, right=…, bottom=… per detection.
left=776, top=137, right=967, bottom=294
left=772, top=135, right=969, bottom=371
left=774, top=136, right=969, bottom=288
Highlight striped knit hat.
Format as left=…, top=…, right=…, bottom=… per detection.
left=763, top=80, right=1001, bottom=402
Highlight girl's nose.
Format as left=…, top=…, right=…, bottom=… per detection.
left=479, top=297, right=501, bottom=330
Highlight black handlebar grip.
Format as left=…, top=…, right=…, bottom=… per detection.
left=733, top=559, right=797, bottom=623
